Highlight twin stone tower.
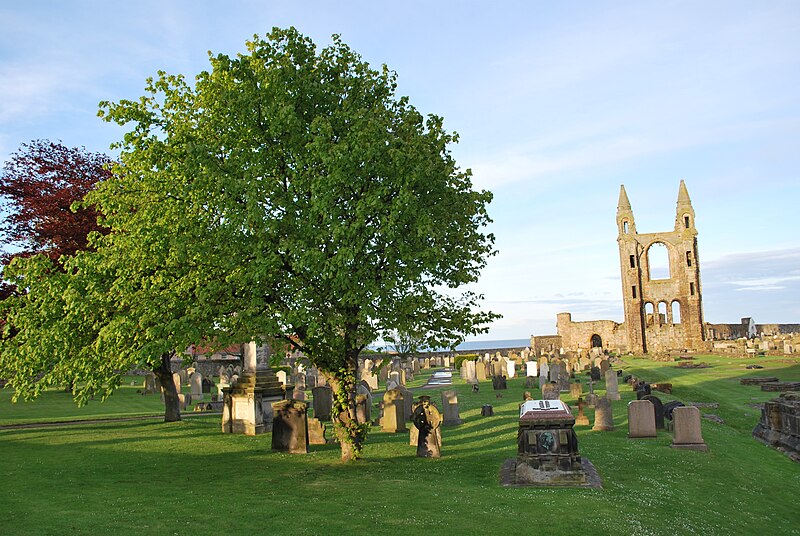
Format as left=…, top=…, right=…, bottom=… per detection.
left=546, top=181, right=706, bottom=354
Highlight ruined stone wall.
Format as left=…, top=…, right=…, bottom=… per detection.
left=530, top=335, right=562, bottom=356
left=705, top=323, right=800, bottom=340
left=555, top=313, right=628, bottom=352
left=758, top=324, right=800, bottom=336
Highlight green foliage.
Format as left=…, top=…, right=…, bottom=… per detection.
left=454, top=353, right=478, bottom=369
left=2, top=28, right=497, bottom=446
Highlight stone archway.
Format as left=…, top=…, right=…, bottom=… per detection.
left=590, top=334, right=603, bottom=348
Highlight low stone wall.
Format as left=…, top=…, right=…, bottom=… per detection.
left=752, top=392, right=800, bottom=462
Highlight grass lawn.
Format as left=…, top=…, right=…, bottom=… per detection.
left=1, top=355, right=798, bottom=535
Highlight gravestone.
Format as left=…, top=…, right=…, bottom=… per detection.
left=398, top=385, right=413, bottom=421
left=599, top=359, right=610, bottom=376
left=549, top=362, right=560, bottom=383
left=382, top=389, right=407, bottom=433
left=541, top=382, right=560, bottom=400
left=143, top=373, right=159, bottom=395
left=307, top=417, right=327, bottom=445
left=271, top=399, right=309, bottom=454
left=441, top=390, right=464, bottom=426
left=592, top=397, right=614, bottom=431
left=604, top=369, right=621, bottom=401
left=539, top=361, right=550, bottom=379
left=590, top=366, right=601, bottom=382
left=190, top=372, right=203, bottom=401
left=525, top=361, right=538, bottom=378
left=201, top=378, right=213, bottom=394
left=476, top=361, right=487, bottom=381
left=671, top=406, right=708, bottom=451
left=492, top=375, right=508, bottom=390
left=413, top=396, right=442, bottom=458
left=506, top=360, right=516, bottom=379
left=355, top=394, right=372, bottom=424
left=311, top=386, right=333, bottom=421
left=574, top=397, right=590, bottom=425
left=463, top=361, right=477, bottom=384
left=172, top=372, right=182, bottom=394
left=481, top=404, right=494, bottom=416
left=292, top=388, right=306, bottom=401
left=512, top=400, right=587, bottom=486
left=569, top=381, right=583, bottom=399
left=627, top=400, right=657, bottom=438
left=386, top=379, right=399, bottom=391
left=641, top=394, right=665, bottom=429
left=275, top=370, right=287, bottom=386
left=663, top=400, right=686, bottom=422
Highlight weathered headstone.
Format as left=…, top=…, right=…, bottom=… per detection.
left=441, top=390, right=464, bottom=426
left=569, top=381, right=583, bottom=399
left=575, top=397, right=590, bottom=425
left=641, top=394, right=665, bottom=429
left=398, top=385, right=413, bottom=421
left=190, top=372, right=203, bottom=401
left=355, top=394, right=372, bottom=424
left=307, top=417, right=327, bottom=445
left=492, top=375, right=508, bottom=390
left=592, top=396, right=614, bottom=431
left=627, top=400, right=657, bottom=438
left=413, top=396, right=442, bottom=458
left=590, top=366, right=601, bottom=382
left=476, top=361, right=487, bottom=381
left=605, top=369, right=621, bottom=401
left=311, top=386, right=333, bottom=421
left=481, top=404, right=494, bottom=416
left=381, top=389, right=407, bottom=433
left=271, top=399, right=309, bottom=454
left=541, top=382, right=560, bottom=400
left=671, top=406, right=708, bottom=451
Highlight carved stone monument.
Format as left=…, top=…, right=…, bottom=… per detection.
left=221, top=342, right=284, bottom=435
left=412, top=396, right=442, bottom=458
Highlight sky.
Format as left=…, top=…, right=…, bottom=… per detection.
left=1, top=0, right=798, bottom=341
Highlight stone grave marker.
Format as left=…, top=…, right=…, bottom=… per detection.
left=592, top=397, right=614, bottom=431
left=441, top=390, right=463, bottom=426
left=627, top=400, right=657, bottom=438
left=541, top=382, right=560, bottom=400
left=271, top=399, right=309, bottom=454
left=525, top=361, right=538, bottom=378
left=190, top=372, right=203, bottom=401
left=671, top=406, right=708, bottom=451
left=413, top=396, right=442, bottom=458
left=641, top=394, right=665, bottom=429
left=605, top=369, right=621, bottom=400
left=307, top=417, right=327, bottom=445
left=382, top=389, right=407, bottom=433
left=311, top=386, right=333, bottom=421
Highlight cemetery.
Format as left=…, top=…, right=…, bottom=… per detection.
left=1, top=351, right=798, bottom=534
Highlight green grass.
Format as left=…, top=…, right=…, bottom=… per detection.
left=1, top=356, right=799, bottom=535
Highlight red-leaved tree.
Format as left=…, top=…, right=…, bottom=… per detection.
left=0, top=140, right=110, bottom=266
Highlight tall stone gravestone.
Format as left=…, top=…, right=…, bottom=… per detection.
left=539, top=361, right=550, bottom=381
left=271, top=399, right=309, bottom=454
left=476, top=361, right=487, bottom=381
left=592, top=396, right=614, bottom=431
left=525, top=361, right=538, bottom=378
left=398, top=385, right=414, bottom=421
left=382, top=389, right=407, bottom=433
left=506, top=359, right=516, bottom=379
left=604, top=369, right=621, bottom=401
left=311, top=386, right=333, bottom=421
left=441, top=390, right=463, bottom=426
left=355, top=394, right=372, bottom=424
left=627, top=400, right=657, bottom=438
left=190, top=372, right=203, bottom=401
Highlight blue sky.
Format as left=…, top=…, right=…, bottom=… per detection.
left=1, top=1, right=798, bottom=340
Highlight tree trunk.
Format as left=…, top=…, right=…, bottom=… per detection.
left=154, top=351, right=181, bottom=422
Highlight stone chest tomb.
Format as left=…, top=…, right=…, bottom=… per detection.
left=512, top=400, right=587, bottom=486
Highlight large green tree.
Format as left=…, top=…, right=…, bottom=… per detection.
left=1, top=28, right=497, bottom=458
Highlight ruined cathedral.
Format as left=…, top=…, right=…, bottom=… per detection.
left=532, top=181, right=708, bottom=355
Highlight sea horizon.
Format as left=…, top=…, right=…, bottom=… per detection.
left=370, top=337, right=531, bottom=353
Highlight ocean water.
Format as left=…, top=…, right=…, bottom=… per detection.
left=372, top=338, right=530, bottom=352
